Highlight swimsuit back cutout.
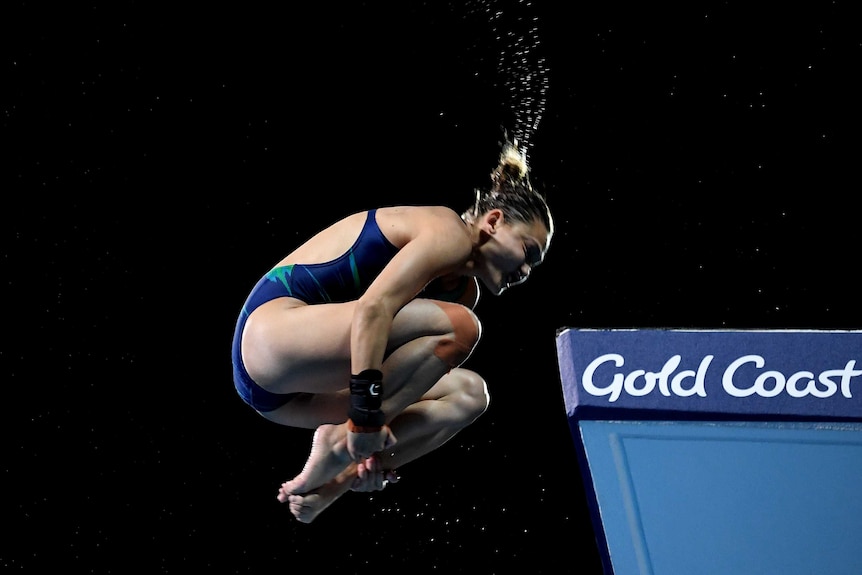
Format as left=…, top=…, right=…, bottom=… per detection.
left=264, top=208, right=400, bottom=305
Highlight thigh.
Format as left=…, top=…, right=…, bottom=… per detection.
left=241, top=298, right=356, bottom=393
left=242, top=297, right=462, bottom=394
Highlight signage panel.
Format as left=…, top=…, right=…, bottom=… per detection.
left=556, top=329, right=862, bottom=421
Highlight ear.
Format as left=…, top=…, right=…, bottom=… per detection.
left=484, top=209, right=504, bottom=234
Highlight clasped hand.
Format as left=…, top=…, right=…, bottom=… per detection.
left=347, top=424, right=397, bottom=462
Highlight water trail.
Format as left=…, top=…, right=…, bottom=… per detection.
left=463, top=0, right=549, bottom=160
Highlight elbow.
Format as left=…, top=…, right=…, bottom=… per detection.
left=354, top=296, right=395, bottom=327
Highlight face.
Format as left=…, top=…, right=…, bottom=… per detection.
left=478, top=212, right=551, bottom=296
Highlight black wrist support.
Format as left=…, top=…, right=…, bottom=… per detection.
left=347, top=369, right=385, bottom=429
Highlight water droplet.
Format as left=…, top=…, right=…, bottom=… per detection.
left=463, top=0, right=549, bottom=158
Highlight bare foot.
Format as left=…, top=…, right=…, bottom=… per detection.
left=284, top=461, right=398, bottom=523
left=285, top=467, right=356, bottom=523
left=276, top=423, right=351, bottom=501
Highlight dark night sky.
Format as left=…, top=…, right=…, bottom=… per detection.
left=3, top=1, right=860, bottom=573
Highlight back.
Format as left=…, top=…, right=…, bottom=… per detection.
left=271, top=205, right=475, bottom=309
left=265, top=209, right=399, bottom=305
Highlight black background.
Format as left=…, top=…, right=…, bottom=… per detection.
left=3, top=1, right=860, bottom=573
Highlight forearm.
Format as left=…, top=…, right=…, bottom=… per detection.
left=349, top=302, right=393, bottom=374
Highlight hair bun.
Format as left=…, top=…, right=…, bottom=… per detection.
left=493, top=140, right=529, bottom=184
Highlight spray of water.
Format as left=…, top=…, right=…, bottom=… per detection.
left=463, top=0, right=549, bottom=160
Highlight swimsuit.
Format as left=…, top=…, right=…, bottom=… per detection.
left=231, top=209, right=400, bottom=412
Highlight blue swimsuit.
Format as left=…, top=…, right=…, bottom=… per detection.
left=231, top=210, right=400, bottom=412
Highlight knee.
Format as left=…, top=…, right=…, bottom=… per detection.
left=453, top=369, right=490, bottom=421
left=431, top=302, right=482, bottom=368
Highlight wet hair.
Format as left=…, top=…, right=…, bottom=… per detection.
left=462, top=139, right=554, bottom=241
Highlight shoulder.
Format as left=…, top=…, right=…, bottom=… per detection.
left=375, top=205, right=470, bottom=248
left=376, top=205, right=462, bottom=225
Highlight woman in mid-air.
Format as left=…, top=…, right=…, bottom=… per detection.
left=231, top=138, right=554, bottom=523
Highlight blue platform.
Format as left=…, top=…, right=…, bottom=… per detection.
left=556, top=329, right=862, bottom=575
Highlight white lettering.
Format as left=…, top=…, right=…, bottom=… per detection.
left=824, top=360, right=862, bottom=398
left=754, top=370, right=785, bottom=398
left=723, top=355, right=764, bottom=397
left=785, top=371, right=820, bottom=398
left=582, top=352, right=861, bottom=402
left=671, top=355, right=712, bottom=397
left=582, top=353, right=625, bottom=402
left=582, top=354, right=709, bottom=401
left=724, top=355, right=861, bottom=398
left=623, top=368, right=651, bottom=396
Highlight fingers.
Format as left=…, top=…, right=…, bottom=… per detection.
left=347, top=426, right=395, bottom=462
left=354, top=456, right=379, bottom=488
left=364, top=454, right=381, bottom=474
left=350, top=455, right=396, bottom=492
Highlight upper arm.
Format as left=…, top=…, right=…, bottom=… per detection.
left=361, top=212, right=471, bottom=315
